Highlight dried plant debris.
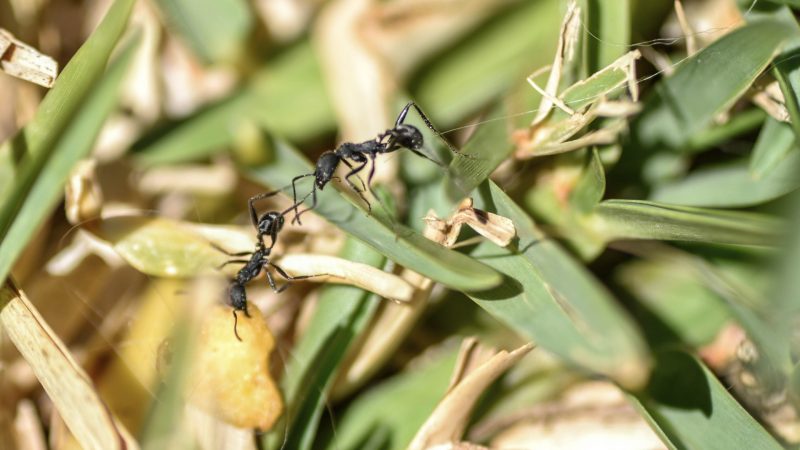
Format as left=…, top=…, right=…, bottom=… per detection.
left=277, top=253, right=415, bottom=301
left=408, top=338, right=534, bottom=450
left=0, top=279, right=137, bottom=450
left=187, top=304, right=283, bottom=431
left=512, top=0, right=640, bottom=158
left=64, top=159, right=104, bottom=225
left=0, top=29, right=58, bottom=87
left=423, top=198, right=516, bottom=248
left=490, top=381, right=665, bottom=450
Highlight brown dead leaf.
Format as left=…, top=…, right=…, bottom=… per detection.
left=423, top=198, right=516, bottom=248
left=0, top=279, right=138, bottom=450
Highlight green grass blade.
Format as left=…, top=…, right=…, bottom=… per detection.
left=0, top=0, right=135, bottom=214
left=630, top=20, right=796, bottom=152
left=270, top=238, right=384, bottom=450
left=595, top=200, right=782, bottom=245
left=132, top=42, right=335, bottom=166
left=412, top=0, right=561, bottom=124
left=0, top=32, right=139, bottom=286
left=586, top=0, right=631, bottom=73
left=443, top=102, right=513, bottom=201
left=326, top=348, right=459, bottom=450
left=749, top=117, right=796, bottom=179
left=468, top=181, right=650, bottom=388
left=152, top=0, right=253, bottom=64
left=650, top=155, right=800, bottom=208
left=634, top=349, right=783, bottom=450
left=244, top=135, right=503, bottom=292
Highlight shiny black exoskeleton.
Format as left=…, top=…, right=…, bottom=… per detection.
left=217, top=203, right=320, bottom=341
left=289, top=101, right=464, bottom=224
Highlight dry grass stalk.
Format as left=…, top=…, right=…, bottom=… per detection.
left=0, top=279, right=138, bottom=450
left=0, top=29, right=58, bottom=87
left=277, top=253, right=415, bottom=302
left=408, top=339, right=534, bottom=450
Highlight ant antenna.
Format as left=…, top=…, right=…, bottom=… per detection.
left=232, top=310, right=242, bottom=342
left=400, top=101, right=476, bottom=160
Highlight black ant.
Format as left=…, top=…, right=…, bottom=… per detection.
left=289, top=101, right=468, bottom=224
left=217, top=194, right=318, bottom=341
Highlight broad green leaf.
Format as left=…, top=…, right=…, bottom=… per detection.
left=270, top=238, right=384, bottom=450
left=650, top=154, right=800, bottom=208
left=326, top=348, right=459, bottom=450
left=152, top=0, right=253, bottom=64
left=0, top=28, right=139, bottom=287
left=634, top=350, right=783, bottom=450
left=468, top=182, right=650, bottom=389
left=244, top=135, right=503, bottom=292
left=764, top=0, right=800, bottom=8
left=594, top=200, right=782, bottom=246
left=630, top=20, right=795, bottom=152
left=132, top=42, right=335, bottom=166
left=749, top=117, right=796, bottom=178
left=773, top=191, right=800, bottom=363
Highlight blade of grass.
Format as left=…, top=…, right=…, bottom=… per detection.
left=633, top=349, right=783, bottom=450
left=586, top=0, right=631, bottom=73
left=749, top=116, right=796, bottom=179
left=152, top=0, right=253, bottom=65
left=0, top=33, right=139, bottom=287
left=651, top=155, right=800, bottom=208
left=267, top=238, right=384, bottom=450
left=325, top=348, right=460, bottom=450
left=0, top=0, right=134, bottom=213
left=243, top=134, right=503, bottom=292
left=0, top=280, right=138, bottom=450
left=469, top=181, right=650, bottom=389
left=594, top=200, right=782, bottom=245
left=629, top=19, right=796, bottom=153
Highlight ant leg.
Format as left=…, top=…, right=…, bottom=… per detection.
left=210, top=242, right=252, bottom=257
left=403, top=101, right=474, bottom=159
left=344, top=161, right=371, bottom=213
left=292, top=185, right=318, bottom=225
left=270, top=262, right=326, bottom=282
left=264, top=267, right=291, bottom=293
left=218, top=259, right=249, bottom=270
left=291, top=173, right=315, bottom=225
left=340, top=159, right=367, bottom=192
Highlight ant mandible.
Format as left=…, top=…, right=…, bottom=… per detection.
left=289, top=101, right=467, bottom=224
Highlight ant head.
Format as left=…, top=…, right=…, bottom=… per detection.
left=315, top=153, right=340, bottom=189
left=257, top=211, right=284, bottom=237
left=393, top=124, right=423, bottom=150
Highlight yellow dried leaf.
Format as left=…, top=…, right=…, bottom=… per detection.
left=187, top=304, right=283, bottom=430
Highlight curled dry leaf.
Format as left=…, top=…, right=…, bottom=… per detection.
left=0, top=279, right=138, bottom=450
left=423, top=198, right=516, bottom=248
left=0, top=29, right=58, bottom=87
left=408, top=339, right=534, bottom=450
left=187, top=303, right=283, bottom=430
left=276, top=253, right=415, bottom=302
left=65, top=159, right=104, bottom=225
